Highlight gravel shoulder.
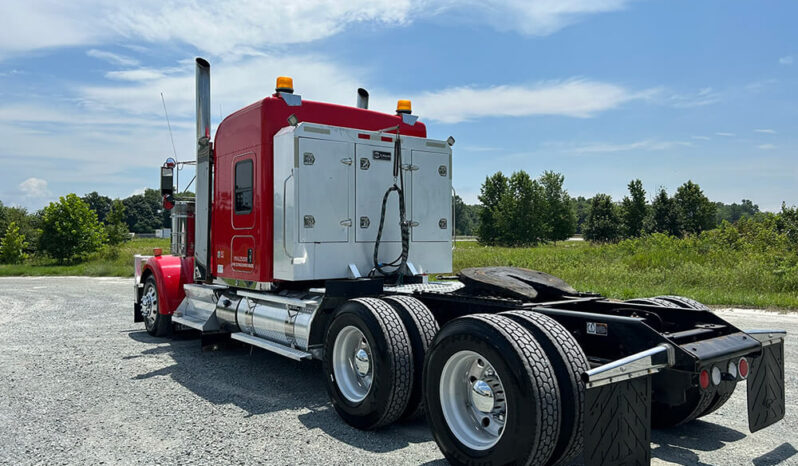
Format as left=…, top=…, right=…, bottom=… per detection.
left=0, top=277, right=795, bottom=465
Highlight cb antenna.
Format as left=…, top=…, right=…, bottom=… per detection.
left=161, top=91, right=180, bottom=191
left=161, top=92, right=178, bottom=160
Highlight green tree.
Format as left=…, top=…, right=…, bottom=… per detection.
left=105, top=199, right=130, bottom=245
left=5, top=207, right=42, bottom=253
left=81, top=191, right=113, bottom=223
left=777, top=202, right=798, bottom=249
left=0, top=222, right=28, bottom=264
left=454, top=195, right=481, bottom=236
left=645, top=188, right=682, bottom=236
left=583, top=194, right=621, bottom=243
left=572, top=196, right=591, bottom=234
left=477, top=172, right=508, bottom=245
left=674, top=180, right=716, bottom=234
left=495, top=171, right=548, bottom=245
left=39, top=194, right=106, bottom=263
left=0, top=200, right=7, bottom=241
left=122, top=188, right=170, bottom=233
left=620, top=179, right=648, bottom=238
left=539, top=171, right=576, bottom=242
left=715, top=199, right=759, bottom=225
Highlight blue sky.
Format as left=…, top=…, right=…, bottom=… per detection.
left=0, top=0, right=795, bottom=211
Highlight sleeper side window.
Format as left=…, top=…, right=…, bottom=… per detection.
left=234, top=160, right=253, bottom=214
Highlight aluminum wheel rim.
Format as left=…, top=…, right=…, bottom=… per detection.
left=332, top=326, right=373, bottom=403
left=440, top=350, right=507, bottom=451
left=142, top=283, right=158, bottom=327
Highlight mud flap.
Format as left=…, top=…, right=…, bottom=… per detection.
left=584, top=376, right=652, bottom=466
left=747, top=340, right=785, bottom=433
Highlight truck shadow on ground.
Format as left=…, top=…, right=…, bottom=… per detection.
left=651, top=422, right=795, bottom=466
left=127, top=329, right=435, bottom=454
left=127, top=330, right=795, bottom=463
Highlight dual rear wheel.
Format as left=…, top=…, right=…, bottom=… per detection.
left=323, top=298, right=588, bottom=466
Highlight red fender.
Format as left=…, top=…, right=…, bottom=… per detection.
left=142, top=255, right=195, bottom=315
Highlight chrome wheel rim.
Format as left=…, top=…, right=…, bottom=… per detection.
left=141, top=283, right=158, bottom=327
left=440, top=350, right=507, bottom=451
left=332, top=325, right=373, bottom=403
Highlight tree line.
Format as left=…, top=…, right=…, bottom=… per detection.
left=0, top=188, right=176, bottom=264
left=458, top=170, right=777, bottom=245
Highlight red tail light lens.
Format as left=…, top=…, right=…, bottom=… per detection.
left=699, top=369, right=710, bottom=389
left=738, top=357, right=749, bottom=379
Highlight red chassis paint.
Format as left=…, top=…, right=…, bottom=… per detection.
left=211, top=94, right=427, bottom=283
left=142, top=255, right=194, bottom=315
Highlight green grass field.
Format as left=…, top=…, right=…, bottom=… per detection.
left=0, top=238, right=170, bottom=278
left=454, top=239, right=798, bottom=310
left=1, top=236, right=796, bottom=309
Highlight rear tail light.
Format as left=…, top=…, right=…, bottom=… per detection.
left=727, top=360, right=738, bottom=379
left=699, top=369, right=710, bottom=389
left=738, top=357, right=749, bottom=379
left=711, top=366, right=722, bottom=386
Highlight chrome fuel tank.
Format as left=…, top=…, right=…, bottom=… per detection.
left=215, top=290, right=321, bottom=351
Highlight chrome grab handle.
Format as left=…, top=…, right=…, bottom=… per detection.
left=451, top=186, right=457, bottom=250
left=283, top=170, right=295, bottom=260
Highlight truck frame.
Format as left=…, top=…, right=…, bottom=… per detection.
left=133, top=58, right=786, bottom=466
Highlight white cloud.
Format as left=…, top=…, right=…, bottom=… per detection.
left=715, top=132, right=735, bottom=137
left=87, top=49, right=139, bottom=67
left=18, top=177, right=51, bottom=198
left=663, top=87, right=721, bottom=108
left=779, top=56, right=793, bottom=65
left=403, top=80, right=648, bottom=124
left=0, top=0, right=640, bottom=59
left=558, top=139, right=692, bottom=154
left=442, top=0, right=639, bottom=36
left=105, top=69, right=169, bottom=81
left=691, top=135, right=711, bottom=140
left=754, top=128, right=776, bottom=134
left=758, top=144, right=777, bottom=150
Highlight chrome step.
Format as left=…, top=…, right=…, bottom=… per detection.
left=172, top=314, right=208, bottom=331
left=230, top=332, right=312, bottom=361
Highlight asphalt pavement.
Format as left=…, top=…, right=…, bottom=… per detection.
left=0, top=276, right=795, bottom=465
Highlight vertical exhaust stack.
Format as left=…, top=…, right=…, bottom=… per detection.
left=194, top=58, right=212, bottom=281
left=356, top=88, right=369, bottom=109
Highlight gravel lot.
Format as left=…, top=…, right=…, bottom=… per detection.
left=0, top=276, right=796, bottom=465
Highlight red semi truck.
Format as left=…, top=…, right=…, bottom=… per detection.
left=134, top=58, right=786, bottom=465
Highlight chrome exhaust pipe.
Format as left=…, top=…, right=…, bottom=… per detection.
left=194, top=57, right=212, bottom=281
left=356, top=88, right=369, bottom=109
left=195, top=58, right=211, bottom=143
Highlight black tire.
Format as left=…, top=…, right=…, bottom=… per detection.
left=424, top=314, right=560, bottom=466
left=323, top=297, right=413, bottom=430
left=142, top=276, right=171, bottom=337
left=627, top=295, right=735, bottom=424
left=382, top=295, right=439, bottom=420
left=624, top=297, right=678, bottom=308
left=501, top=310, right=589, bottom=466
left=655, top=295, right=711, bottom=311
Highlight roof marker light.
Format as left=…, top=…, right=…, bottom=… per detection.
left=276, top=76, right=294, bottom=93
left=396, top=99, right=412, bottom=114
